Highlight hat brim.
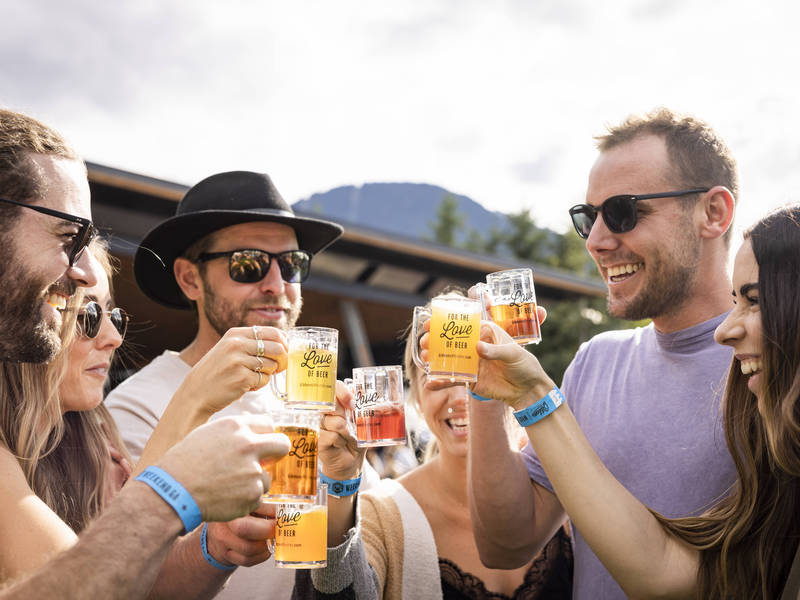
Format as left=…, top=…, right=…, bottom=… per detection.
left=134, top=209, right=344, bottom=309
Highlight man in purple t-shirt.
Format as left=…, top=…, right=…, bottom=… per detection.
left=467, top=108, right=739, bottom=600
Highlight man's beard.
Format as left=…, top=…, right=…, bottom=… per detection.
left=0, top=258, right=68, bottom=363
left=201, top=284, right=302, bottom=338
left=607, top=222, right=702, bottom=322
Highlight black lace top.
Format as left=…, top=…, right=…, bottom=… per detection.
left=439, top=527, right=573, bottom=600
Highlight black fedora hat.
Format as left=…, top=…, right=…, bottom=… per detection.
left=134, top=171, right=343, bottom=309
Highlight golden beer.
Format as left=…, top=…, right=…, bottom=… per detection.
left=272, top=505, right=328, bottom=568
left=488, top=300, right=541, bottom=345
left=428, top=298, right=480, bottom=382
left=484, top=268, right=542, bottom=345
left=286, top=345, right=337, bottom=410
left=264, top=425, right=318, bottom=501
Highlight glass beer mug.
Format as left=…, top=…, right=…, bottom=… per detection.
left=479, top=268, right=541, bottom=345
left=411, top=296, right=481, bottom=383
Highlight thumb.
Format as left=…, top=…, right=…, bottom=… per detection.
left=537, top=305, right=547, bottom=325
left=255, top=433, right=291, bottom=463
left=477, top=339, right=524, bottom=364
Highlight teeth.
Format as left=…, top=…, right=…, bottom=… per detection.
left=46, top=293, right=67, bottom=310
left=607, top=263, right=642, bottom=279
left=448, top=417, right=469, bottom=427
left=740, top=359, right=763, bottom=375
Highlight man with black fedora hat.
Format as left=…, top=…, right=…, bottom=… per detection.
left=107, top=170, right=344, bottom=599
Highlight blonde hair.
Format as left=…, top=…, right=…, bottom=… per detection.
left=0, top=239, right=130, bottom=532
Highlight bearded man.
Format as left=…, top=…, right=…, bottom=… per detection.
left=107, top=171, right=343, bottom=599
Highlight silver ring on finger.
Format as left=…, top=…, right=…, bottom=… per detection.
left=252, top=325, right=260, bottom=341
left=251, top=370, right=262, bottom=391
left=255, top=356, right=264, bottom=372
left=256, top=338, right=266, bottom=358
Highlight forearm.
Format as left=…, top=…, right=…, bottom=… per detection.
left=328, top=495, right=357, bottom=547
left=0, top=484, right=182, bottom=600
left=147, top=528, right=230, bottom=600
left=527, top=402, right=698, bottom=599
left=467, top=398, right=551, bottom=567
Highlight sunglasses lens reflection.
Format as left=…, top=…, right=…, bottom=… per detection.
left=78, top=302, right=128, bottom=339
left=228, top=250, right=310, bottom=284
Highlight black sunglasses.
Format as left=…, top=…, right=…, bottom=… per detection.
left=568, top=188, right=710, bottom=239
left=0, top=196, right=98, bottom=266
left=78, top=301, right=129, bottom=339
left=196, top=249, right=312, bottom=284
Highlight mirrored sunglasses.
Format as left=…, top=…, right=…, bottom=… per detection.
left=196, top=249, right=312, bottom=284
left=78, top=301, right=129, bottom=339
left=568, top=188, right=710, bottom=239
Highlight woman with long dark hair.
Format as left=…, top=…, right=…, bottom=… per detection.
left=465, top=205, right=800, bottom=599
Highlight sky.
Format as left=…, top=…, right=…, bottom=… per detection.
left=2, top=0, right=799, bottom=241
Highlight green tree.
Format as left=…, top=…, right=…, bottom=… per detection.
left=426, top=194, right=463, bottom=246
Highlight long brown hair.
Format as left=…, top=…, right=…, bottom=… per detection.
left=657, top=205, right=800, bottom=598
left=0, top=240, right=129, bottom=532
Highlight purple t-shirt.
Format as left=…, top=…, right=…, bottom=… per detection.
left=522, top=314, right=736, bottom=600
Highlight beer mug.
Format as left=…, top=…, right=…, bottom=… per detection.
left=344, top=365, right=407, bottom=448
left=269, top=484, right=328, bottom=569
left=272, top=327, right=338, bottom=410
left=411, top=296, right=481, bottom=383
left=479, top=268, right=541, bottom=345
left=263, top=409, right=321, bottom=502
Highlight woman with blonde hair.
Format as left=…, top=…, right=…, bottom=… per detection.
left=298, top=290, right=572, bottom=599
left=461, top=205, right=800, bottom=599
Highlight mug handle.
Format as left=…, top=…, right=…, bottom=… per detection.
left=342, top=378, right=358, bottom=439
left=410, top=306, right=431, bottom=375
left=270, top=371, right=287, bottom=401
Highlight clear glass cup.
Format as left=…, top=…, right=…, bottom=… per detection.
left=262, top=408, right=321, bottom=503
left=269, top=484, right=328, bottom=569
left=411, top=296, right=481, bottom=383
left=271, top=326, right=338, bottom=410
left=480, top=268, right=541, bottom=345
left=344, top=365, right=406, bottom=447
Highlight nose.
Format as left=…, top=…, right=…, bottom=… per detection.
left=95, top=310, right=124, bottom=351
left=67, top=249, right=100, bottom=288
left=257, top=256, right=287, bottom=296
left=585, top=209, right=621, bottom=262
left=714, top=309, right=743, bottom=347
left=448, top=384, right=469, bottom=410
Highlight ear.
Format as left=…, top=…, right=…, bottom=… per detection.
left=697, top=186, right=735, bottom=240
left=173, top=257, right=203, bottom=302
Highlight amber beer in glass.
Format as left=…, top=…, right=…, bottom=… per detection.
left=263, top=409, right=320, bottom=502
left=272, top=327, right=338, bottom=410
left=270, top=484, right=328, bottom=568
left=345, top=365, right=406, bottom=447
left=482, top=268, right=541, bottom=345
left=412, top=296, right=481, bottom=383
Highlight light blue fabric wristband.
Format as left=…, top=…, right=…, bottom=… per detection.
left=201, top=523, right=237, bottom=571
left=513, top=387, right=566, bottom=427
left=320, top=473, right=361, bottom=497
left=134, top=466, right=202, bottom=534
left=468, top=389, right=493, bottom=402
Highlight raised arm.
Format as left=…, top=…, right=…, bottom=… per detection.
left=136, top=325, right=287, bottom=473
left=474, top=330, right=699, bottom=599
left=467, top=397, right=566, bottom=568
left=0, top=415, right=289, bottom=600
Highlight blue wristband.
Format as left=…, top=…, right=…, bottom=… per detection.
left=513, top=387, right=566, bottom=427
left=468, top=389, right=493, bottom=402
left=201, top=523, right=237, bottom=571
left=320, top=473, right=361, bottom=497
left=135, top=466, right=202, bottom=534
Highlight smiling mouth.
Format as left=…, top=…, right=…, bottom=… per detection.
left=606, top=262, right=643, bottom=284
left=446, top=416, right=469, bottom=432
left=740, top=358, right=762, bottom=376
left=46, top=292, right=68, bottom=310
